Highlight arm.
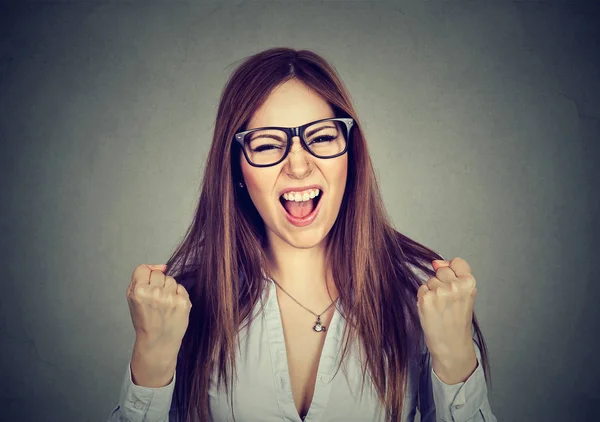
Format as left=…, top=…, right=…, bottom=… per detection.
left=418, top=339, right=497, bottom=422
left=107, top=361, right=176, bottom=422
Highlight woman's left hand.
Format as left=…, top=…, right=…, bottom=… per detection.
left=417, top=257, right=478, bottom=384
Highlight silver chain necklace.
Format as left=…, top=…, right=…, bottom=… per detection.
left=269, top=277, right=337, bottom=333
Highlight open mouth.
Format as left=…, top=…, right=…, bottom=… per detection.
left=279, top=190, right=323, bottom=219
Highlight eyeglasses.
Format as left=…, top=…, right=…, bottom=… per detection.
left=233, top=117, right=354, bottom=167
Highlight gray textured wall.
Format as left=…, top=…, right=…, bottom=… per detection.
left=1, top=1, right=598, bottom=421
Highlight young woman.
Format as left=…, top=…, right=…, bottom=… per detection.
left=109, top=48, right=496, bottom=422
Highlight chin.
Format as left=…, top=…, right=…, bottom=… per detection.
left=286, top=234, right=326, bottom=250
left=270, top=226, right=329, bottom=250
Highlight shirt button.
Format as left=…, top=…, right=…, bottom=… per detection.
left=454, top=403, right=464, bottom=409
left=134, top=400, right=144, bottom=410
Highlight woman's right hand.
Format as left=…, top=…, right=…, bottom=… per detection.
left=126, top=264, right=192, bottom=363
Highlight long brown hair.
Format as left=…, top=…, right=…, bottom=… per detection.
left=163, top=47, right=492, bottom=422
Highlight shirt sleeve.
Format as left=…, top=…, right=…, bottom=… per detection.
left=107, top=361, right=176, bottom=422
left=428, top=339, right=497, bottom=422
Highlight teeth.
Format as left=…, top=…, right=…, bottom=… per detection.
left=282, top=188, right=321, bottom=202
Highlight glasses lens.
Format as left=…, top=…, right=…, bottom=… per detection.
left=305, top=119, right=347, bottom=158
left=244, top=129, right=288, bottom=166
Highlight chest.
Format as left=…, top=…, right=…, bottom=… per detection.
left=207, top=280, right=412, bottom=422
left=278, top=300, right=336, bottom=418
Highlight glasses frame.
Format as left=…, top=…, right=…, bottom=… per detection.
left=233, top=117, right=354, bottom=168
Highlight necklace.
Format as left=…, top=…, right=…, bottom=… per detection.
left=269, top=277, right=337, bottom=333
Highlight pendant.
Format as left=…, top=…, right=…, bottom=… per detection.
left=313, top=315, right=326, bottom=332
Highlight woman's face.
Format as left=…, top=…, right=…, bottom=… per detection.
left=239, top=78, right=348, bottom=249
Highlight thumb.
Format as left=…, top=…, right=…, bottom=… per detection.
left=432, top=260, right=449, bottom=270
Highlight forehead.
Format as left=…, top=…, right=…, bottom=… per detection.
left=247, top=79, right=334, bottom=130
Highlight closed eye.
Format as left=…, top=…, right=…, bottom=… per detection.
left=253, top=144, right=283, bottom=152
left=309, top=135, right=336, bottom=144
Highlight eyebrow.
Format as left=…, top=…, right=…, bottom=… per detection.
left=306, top=124, right=336, bottom=138
left=247, top=120, right=337, bottom=140
left=249, top=133, right=286, bottom=142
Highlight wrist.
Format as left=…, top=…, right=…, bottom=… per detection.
left=431, top=349, right=478, bottom=385
left=134, top=334, right=181, bottom=359
left=130, top=358, right=175, bottom=388
left=130, top=346, right=177, bottom=388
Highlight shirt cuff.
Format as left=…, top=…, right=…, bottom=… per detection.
left=115, top=361, right=176, bottom=422
left=431, top=340, right=488, bottom=422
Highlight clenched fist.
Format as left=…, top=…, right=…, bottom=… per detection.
left=126, top=264, right=192, bottom=359
left=416, top=257, right=478, bottom=384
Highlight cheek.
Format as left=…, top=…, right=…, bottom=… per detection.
left=240, top=161, right=277, bottom=209
left=240, top=156, right=257, bottom=189
left=331, top=157, right=348, bottom=192
left=330, top=160, right=348, bottom=209
left=340, top=157, right=349, bottom=180
left=245, top=177, right=265, bottom=204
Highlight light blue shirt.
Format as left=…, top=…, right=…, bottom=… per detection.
left=109, top=271, right=496, bottom=422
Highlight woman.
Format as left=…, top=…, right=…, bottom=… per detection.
left=109, top=48, right=496, bottom=422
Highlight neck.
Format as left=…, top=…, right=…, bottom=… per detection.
left=265, top=234, right=338, bottom=306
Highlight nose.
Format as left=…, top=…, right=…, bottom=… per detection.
left=284, top=136, right=312, bottom=178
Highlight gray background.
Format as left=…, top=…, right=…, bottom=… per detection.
left=1, top=1, right=598, bottom=421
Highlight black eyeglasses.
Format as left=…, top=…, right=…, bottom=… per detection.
left=233, top=117, right=354, bottom=167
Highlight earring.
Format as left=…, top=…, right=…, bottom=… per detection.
left=239, top=182, right=245, bottom=188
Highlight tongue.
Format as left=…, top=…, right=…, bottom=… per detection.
left=283, top=198, right=316, bottom=218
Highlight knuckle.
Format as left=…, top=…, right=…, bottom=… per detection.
left=457, top=275, right=476, bottom=290
left=449, top=280, right=460, bottom=293
left=136, top=284, right=156, bottom=301
left=177, top=296, right=192, bottom=309
left=450, top=257, right=463, bottom=265
left=435, top=285, right=451, bottom=298
left=133, top=264, right=147, bottom=277
left=177, top=284, right=189, bottom=296
left=132, top=284, right=143, bottom=297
